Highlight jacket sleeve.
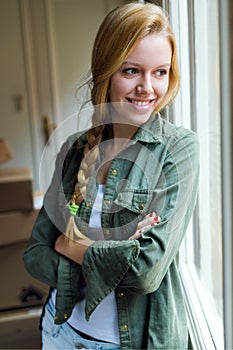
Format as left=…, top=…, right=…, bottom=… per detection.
left=81, top=131, right=199, bottom=318
left=120, top=132, right=200, bottom=292
left=22, top=136, right=82, bottom=289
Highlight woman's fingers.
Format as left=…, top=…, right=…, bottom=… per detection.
left=136, top=212, right=160, bottom=230
left=128, top=213, right=160, bottom=240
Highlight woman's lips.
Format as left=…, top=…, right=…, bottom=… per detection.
left=126, top=97, right=155, bottom=108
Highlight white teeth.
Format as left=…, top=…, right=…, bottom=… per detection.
left=131, top=99, right=150, bottom=106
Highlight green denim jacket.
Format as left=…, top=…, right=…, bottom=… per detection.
left=23, top=114, right=199, bottom=349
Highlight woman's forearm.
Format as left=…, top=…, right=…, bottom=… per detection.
left=55, top=235, right=94, bottom=265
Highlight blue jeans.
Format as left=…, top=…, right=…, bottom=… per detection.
left=41, top=298, right=121, bottom=350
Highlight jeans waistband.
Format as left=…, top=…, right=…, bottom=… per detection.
left=68, top=323, right=109, bottom=343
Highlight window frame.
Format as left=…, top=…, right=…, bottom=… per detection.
left=219, top=1, right=233, bottom=349
left=165, top=0, right=231, bottom=349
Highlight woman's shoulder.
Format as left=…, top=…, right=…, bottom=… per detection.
left=160, top=115, right=197, bottom=138
left=54, top=130, right=88, bottom=170
left=154, top=114, right=199, bottom=147
left=64, top=130, right=88, bottom=149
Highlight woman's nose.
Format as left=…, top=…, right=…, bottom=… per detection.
left=136, top=75, right=154, bottom=94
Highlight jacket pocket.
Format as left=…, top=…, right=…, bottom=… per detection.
left=112, top=189, right=154, bottom=238
left=114, top=189, right=153, bottom=214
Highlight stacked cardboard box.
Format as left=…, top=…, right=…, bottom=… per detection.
left=0, top=166, right=34, bottom=210
left=0, top=167, right=36, bottom=245
left=0, top=166, right=48, bottom=349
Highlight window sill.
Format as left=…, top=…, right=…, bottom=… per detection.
left=180, top=263, right=224, bottom=350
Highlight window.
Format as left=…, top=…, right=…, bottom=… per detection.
left=166, top=0, right=224, bottom=348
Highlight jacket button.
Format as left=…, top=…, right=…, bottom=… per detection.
left=104, top=229, right=110, bottom=235
left=121, top=324, right=128, bottom=331
left=63, top=313, right=68, bottom=319
left=105, top=199, right=111, bottom=205
left=138, top=203, right=144, bottom=210
left=118, top=292, right=124, bottom=297
left=85, top=201, right=92, bottom=207
left=112, top=169, right=118, bottom=175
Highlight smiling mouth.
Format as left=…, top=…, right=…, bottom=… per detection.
left=126, top=98, right=154, bottom=107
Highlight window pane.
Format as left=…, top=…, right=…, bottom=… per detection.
left=173, top=0, right=224, bottom=348
left=193, top=0, right=223, bottom=323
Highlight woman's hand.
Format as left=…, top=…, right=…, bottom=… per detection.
left=128, top=212, right=160, bottom=240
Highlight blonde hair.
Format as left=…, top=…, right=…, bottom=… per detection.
left=65, top=1, right=180, bottom=240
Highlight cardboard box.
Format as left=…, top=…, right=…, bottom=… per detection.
left=0, top=167, right=33, bottom=212
left=0, top=208, right=39, bottom=246
left=0, top=310, right=42, bottom=349
left=0, top=241, right=48, bottom=312
left=0, top=139, right=12, bottom=164
left=0, top=241, right=49, bottom=350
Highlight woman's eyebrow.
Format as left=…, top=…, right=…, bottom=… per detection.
left=122, top=60, right=140, bottom=66
left=122, top=60, right=171, bottom=68
left=156, top=64, right=171, bottom=68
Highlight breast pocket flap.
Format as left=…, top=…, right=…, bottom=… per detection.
left=114, top=190, right=152, bottom=214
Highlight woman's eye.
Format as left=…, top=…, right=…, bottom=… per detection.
left=155, top=69, right=168, bottom=77
left=123, top=68, right=139, bottom=75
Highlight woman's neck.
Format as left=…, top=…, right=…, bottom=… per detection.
left=112, top=123, right=138, bottom=141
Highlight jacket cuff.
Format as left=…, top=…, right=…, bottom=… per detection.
left=82, top=239, right=140, bottom=320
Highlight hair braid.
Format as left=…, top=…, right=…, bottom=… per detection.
left=64, top=124, right=105, bottom=241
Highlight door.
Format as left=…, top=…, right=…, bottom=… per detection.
left=0, top=0, right=126, bottom=193
left=0, top=0, right=34, bottom=181
left=0, top=0, right=57, bottom=192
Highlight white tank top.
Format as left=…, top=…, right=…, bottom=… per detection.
left=51, top=184, right=120, bottom=345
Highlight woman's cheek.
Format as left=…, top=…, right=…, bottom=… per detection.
left=156, top=79, right=169, bottom=99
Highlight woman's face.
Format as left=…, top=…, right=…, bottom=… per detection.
left=109, top=33, right=172, bottom=126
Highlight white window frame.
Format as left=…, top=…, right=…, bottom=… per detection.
left=165, top=0, right=233, bottom=349
left=219, top=0, right=233, bottom=349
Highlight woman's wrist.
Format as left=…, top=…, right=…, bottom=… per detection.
left=55, top=235, right=93, bottom=265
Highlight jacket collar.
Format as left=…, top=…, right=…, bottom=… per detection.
left=77, top=113, right=165, bottom=147
left=133, top=113, right=164, bottom=144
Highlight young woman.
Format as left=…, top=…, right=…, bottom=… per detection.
left=23, top=2, right=199, bottom=349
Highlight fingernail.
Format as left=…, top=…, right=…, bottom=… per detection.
left=154, top=216, right=160, bottom=223
left=149, top=213, right=154, bottom=217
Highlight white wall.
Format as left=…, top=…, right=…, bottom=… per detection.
left=0, top=0, right=125, bottom=190
left=0, top=0, right=34, bottom=171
